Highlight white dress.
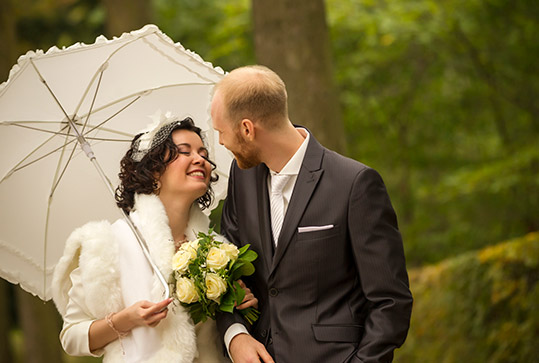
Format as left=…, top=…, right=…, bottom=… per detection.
left=52, top=193, right=230, bottom=363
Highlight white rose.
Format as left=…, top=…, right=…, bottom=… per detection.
left=220, top=242, right=239, bottom=261
left=206, top=246, right=230, bottom=270
left=172, top=250, right=193, bottom=273
left=176, top=277, right=199, bottom=304
left=205, top=273, right=227, bottom=302
left=180, top=239, right=199, bottom=259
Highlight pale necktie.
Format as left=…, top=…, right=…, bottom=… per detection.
left=270, top=174, right=291, bottom=245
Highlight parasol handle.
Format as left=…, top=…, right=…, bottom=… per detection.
left=79, top=141, right=95, bottom=160
left=69, top=118, right=171, bottom=299
left=89, top=157, right=171, bottom=299
left=67, top=113, right=171, bottom=299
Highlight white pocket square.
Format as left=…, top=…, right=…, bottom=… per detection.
left=297, top=224, right=334, bottom=233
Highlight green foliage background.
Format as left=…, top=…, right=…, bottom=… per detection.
left=326, top=0, right=538, bottom=266
left=5, top=0, right=538, bottom=361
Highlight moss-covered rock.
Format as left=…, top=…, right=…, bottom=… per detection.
left=395, top=232, right=539, bottom=363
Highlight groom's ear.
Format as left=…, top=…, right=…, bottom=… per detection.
left=240, top=119, right=256, bottom=141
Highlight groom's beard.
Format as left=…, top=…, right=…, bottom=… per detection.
left=233, top=133, right=261, bottom=169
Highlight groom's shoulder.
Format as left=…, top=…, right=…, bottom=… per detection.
left=321, top=146, right=371, bottom=175
left=305, top=130, right=370, bottom=174
left=320, top=149, right=387, bottom=191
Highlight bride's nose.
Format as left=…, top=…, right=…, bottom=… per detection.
left=192, top=152, right=206, bottom=165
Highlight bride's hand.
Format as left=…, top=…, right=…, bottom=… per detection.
left=89, top=298, right=173, bottom=351
left=118, top=298, right=173, bottom=330
left=236, top=279, right=258, bottom=310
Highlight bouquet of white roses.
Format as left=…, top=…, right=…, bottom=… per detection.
left=171, top=229, right=259, bottom=324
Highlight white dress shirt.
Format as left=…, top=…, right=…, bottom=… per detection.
left=267, top=128, right=310, bottom=234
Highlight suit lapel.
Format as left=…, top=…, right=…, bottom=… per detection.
left=270, top=135, right=325, bottom=276
left=255, top=165, right=274, bottom=274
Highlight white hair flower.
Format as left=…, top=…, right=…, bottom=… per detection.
left=131, top=110, right=182, bottom=161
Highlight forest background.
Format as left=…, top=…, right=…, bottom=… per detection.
left=0, top=0, right=537, bottom=362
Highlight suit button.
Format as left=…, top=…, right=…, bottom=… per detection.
left=261, top=329, right=267, bottom=338
left=269, top=288, right=279, bottom=297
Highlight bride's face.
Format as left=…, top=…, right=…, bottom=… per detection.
left=158, top=129, right=211, bottom=200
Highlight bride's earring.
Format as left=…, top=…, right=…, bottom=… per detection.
left=153, top=180, right=161, bottom=193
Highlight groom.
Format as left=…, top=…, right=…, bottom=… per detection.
left=212, top=65, right=413, bottom=363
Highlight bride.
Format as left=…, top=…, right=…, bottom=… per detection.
left=52, top=113, right=256, bottom=362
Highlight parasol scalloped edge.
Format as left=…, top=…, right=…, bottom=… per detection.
left=0, top=24, right=226, bottom=95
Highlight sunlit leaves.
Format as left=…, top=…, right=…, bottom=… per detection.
left=397, top=233, right=539, bottom=362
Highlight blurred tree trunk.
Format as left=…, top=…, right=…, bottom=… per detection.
left=0, top=281, right=14, bottom=363
left=16, top=288, right=63, bottom=363
left=0, top=2, right=17, bottom=362
left=102, top=0, right=152, bottom=37
left=0, top=0, right=18, bottom=82
left=252, top=0, right=347, bottom=154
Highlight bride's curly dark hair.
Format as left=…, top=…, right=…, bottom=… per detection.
left=115, top=118, right=219, bottom=213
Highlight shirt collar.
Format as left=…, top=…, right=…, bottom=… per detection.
left=269, top=128, right=310, bottom=177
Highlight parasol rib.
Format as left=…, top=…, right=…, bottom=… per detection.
left=71, top=32, right=147, bottom=117
left=81, top=94, right=143, bottom=136
left=43, top=131, right=78, bottom=298
left=76, top=82, right=213, bottom=123
left=81, top=68, right=104, bottom=135
left=5, top=121, right=134, bottom=140
left=49, top=128, right=79, bottom=198
left=8, top=123, right=130, bottom=141
left=0, top=124, right=70, bottom=182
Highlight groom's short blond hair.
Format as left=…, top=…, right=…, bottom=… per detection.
left=214, top=65, right=288, bottom=130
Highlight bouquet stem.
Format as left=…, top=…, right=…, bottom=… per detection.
left=240, top=307, right=260, bottom=325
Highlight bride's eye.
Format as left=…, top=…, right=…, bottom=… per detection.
left=177, top=146, right=191, bottom=156
left=199, top=150, right=209, bottom=159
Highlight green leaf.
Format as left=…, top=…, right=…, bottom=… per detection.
left=239, top=250, right=258, bottom=262
left=184, top=303, right=207, bottom=324
left=231, top=262, right=255, bottom=280
left=238, top=244, right=251, bottom=255
left=219, top=291, right=235, bottom=313
left=229, top=260, right=245, bottom=272
left=233, top=280, right=246, bottom=304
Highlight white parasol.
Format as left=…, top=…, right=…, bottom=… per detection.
left=0, top=24, right=231, bottom=300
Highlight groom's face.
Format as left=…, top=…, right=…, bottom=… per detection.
left=211, top=91, right=261, bottom=169
left=231, top=131, right=261, bottom=169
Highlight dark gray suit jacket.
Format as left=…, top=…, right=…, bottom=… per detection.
left=217, top=132, right=413, bottom=363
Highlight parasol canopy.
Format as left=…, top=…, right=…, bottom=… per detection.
left=0, top=24, right=231, bottom=300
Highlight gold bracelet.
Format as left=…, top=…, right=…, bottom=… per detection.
left=105, top=312, right=129, bottom=354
